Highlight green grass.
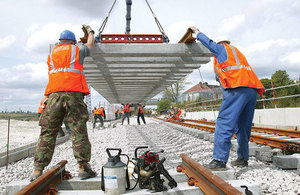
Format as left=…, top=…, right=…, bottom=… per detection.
left=0, top=113, right=39, bottom=121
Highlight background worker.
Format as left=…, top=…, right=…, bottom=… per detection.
left=38, top=96, right=67, bottom=137
left=171, top=105, right=182, bottom=121
left=93, top=106, right=105, bottom=128
left=114, top=108, right=119, bottom=120
left=190, top=26, right=265, bottom=170
left=121, top=103, right=131, bottom=125
left=120, top=107, right=124, bottom=119
left=30, top=25, right=97, bottom=181
left=137, top=104, right=146, bottom=125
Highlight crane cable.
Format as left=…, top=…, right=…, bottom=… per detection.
left=144, top=0, right=169, bottom=43
left=98, top=0, right=117, bottom=35
left=97, top=0, right=170, bottom=43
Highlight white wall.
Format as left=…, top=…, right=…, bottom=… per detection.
left=185, top=108, right=300, bottom=129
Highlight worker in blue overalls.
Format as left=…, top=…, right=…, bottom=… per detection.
left=190, top=26, right=265, bottom=169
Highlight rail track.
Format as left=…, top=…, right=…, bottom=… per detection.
left=16, top=160, right=71, bottom=195
left=6, top=119, right=299, bottom=194
left=16, top=156, right=246, bottom=195
left=156, top=118, right=300, bottom=153
left=185, top=119, right=300, bottom=138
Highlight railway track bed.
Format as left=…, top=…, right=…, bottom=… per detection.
left=3, top=118, right=300, bottom=194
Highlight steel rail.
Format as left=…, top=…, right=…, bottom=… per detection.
left=178, top=153, right=242, bottom=195
left=16, top=160, right=70, bottom=195
left=185, top=119, right=300, bottom=138
left=155, top=117, right=299, bottom=152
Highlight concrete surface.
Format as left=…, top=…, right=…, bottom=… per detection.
left=227, top=179, right=261, bottom=195
left=84, top=43, right=213, bottom=103
left=0, top=135, right=70, bottom=167
left=255, top=147, right=277, bottom=162
left=273, top=154, right=300, bottom=169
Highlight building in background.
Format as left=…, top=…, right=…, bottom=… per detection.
left=178, top=82, right=221, bottom=103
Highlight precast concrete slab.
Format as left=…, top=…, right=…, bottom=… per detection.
left=211, top=168, right=236, bottom=180
left=58, top=182, right=202, bottom=195
left=84, top=43, right=212, bottom=103
left=227, top=179, right=261, bottom=195
left=273, top=154, right=300, bottom=169
left=255, top=146, right=278, bottom=162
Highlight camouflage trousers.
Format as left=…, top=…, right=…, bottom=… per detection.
left=34, top=91, right=91, bottom=170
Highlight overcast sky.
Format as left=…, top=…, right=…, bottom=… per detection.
left=0, top=0, right=299, bottom=112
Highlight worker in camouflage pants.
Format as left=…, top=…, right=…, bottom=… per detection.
left=34, top=92, right=91, bottom=169
left=30, top=25, right=97, bottom=181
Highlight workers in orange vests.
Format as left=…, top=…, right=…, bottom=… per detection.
left=121, top=103, right=131, bottom=125
left=170, top=106, right=182, bottom=121
left=93, top=107, right=106, bottom=128
left=190, top=26, right=264, bottom=170
left=38, top=96, right=48, bottom=117
left=137, top=104, right=146, bottom=125
left=37, top=96, right=69, bottom=136
left=30, top=25, right=97, bottom=182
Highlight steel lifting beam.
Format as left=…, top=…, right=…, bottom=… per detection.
left=99, top=34, right=165, bottom=43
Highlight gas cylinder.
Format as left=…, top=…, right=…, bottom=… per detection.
left=101, top=148, right=129, bottom=194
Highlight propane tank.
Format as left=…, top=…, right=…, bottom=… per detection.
left=101, top=148, right=129, bottom=195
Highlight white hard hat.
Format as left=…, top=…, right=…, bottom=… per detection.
left=215, top=36, right=230, bottom=44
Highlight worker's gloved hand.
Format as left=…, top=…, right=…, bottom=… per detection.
left=82, top=24, right=95, bottom=34
left=189, top=26, right=200, bottom=34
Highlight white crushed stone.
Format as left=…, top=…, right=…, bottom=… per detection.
left=0, top=117, right=299, bottom=195
left=0, top=119, right=40, bottom=153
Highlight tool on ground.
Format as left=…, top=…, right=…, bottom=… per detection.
left=131, top=146, right=177, bottom=192
left=101, top=148, right=130, bottom=194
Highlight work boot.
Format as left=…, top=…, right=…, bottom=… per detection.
left=231, top=158, right=248, bottom=167
left=78, top=163, right=97, bottom=180
left=205, top=159, right=226, bottom=170
left=29, top=169, right=43, bottom=182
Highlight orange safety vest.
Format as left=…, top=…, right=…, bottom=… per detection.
left=94, top=108, right=104, bottom=117
left=174, top=107, right=181, bottom=115
left=137, top=106, right=144, bottom=114
left=38, top=97, right=48, bottom=114
left=44, top=44, right=90, bottom=96
left=214, top=44, right=265, bottom=95
left=124, top=104, right=130, bottom=112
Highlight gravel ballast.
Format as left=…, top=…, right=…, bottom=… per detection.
left=0, top=118, right=299, bottom=194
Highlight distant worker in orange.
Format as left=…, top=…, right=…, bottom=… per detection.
left=38, top=96, right=48, bottom=117
left=137, top=104, right=146, bottom=125
left=170, top=105, right=181, bottom=121
left=190, top=26, right=265, bottom=169
left=114, top=108, right=119, bottom=120
left=93, top=107, right=106, bottom=128
left=121, top=103, right=131, bottom=125
left=37, top=96, right=66, bottom=137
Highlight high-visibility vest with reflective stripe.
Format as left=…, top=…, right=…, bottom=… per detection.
left=137, top=106, right=144, bottom=114
left=124, top=104, right=130, bottom=112
left=44, top=44, right=90, bottom=96
left=214, top=44, right=265, bottom=95
left=38, top=97, right=48, bottom=114
left=94, top=108, right=104, bottom=116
